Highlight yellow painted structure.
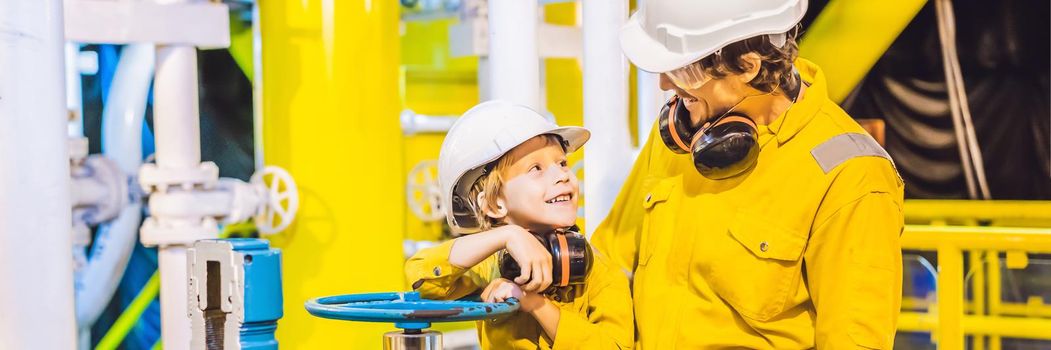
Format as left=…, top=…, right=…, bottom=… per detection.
left=900, top=201, right=1051, bottom=349
left=799, top=0, right=927, bottom=102
left=259, top=1, right=405, bottom=347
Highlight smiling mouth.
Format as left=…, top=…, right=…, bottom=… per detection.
left=545, top=194, right=572, bottom=204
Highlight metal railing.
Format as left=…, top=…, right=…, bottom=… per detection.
left=899, top=200, right=1051, bottom=350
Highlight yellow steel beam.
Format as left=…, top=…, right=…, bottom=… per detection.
left=260, top=1, right=406, bottom=347
left=798, top=0, right=927, bottom=102
left=902, top=226, right=1051, bottom=252
left=899, top=313, right=1051, bottom=340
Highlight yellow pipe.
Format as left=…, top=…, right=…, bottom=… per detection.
left=902, top=225, right=1051, bottom=252
left=899, top=313, right=1051, bottom=340
left=936, top=245, right=964, bottom=349
left=798, top=0, right=926, bottom=102
left=905, top=200, right=1051, bottom=222
left=260, top=1, right=405, bottom=347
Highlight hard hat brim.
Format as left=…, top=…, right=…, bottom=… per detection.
left=620, top=15, right=704, bottom=74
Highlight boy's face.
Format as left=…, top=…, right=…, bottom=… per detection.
left=496, top=136, right=579, bottom=232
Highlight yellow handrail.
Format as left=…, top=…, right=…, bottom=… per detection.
left=901, top=225, right=1051, bottom=252
left=905, top=200, right=1051, bottom=224
left=900, top=225, right=1051, bottom=349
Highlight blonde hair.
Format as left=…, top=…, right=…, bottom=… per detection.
left=466, top=134, right=565, bottom=231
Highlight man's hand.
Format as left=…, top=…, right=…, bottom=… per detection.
left=501, top=225, right=553, bottom=293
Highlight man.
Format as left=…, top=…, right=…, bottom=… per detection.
left=591, top=0, right=905, bottom=348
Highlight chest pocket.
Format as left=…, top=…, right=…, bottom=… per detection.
left=700, top=210, right=808, bottom=321
left=638, top=179, right=677, bottom=266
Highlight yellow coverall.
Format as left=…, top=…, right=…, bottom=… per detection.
left=592, top=58, right=905, bottom=349
left=406, top=239, right=634, bottom=349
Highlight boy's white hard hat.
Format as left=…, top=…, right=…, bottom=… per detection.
left=438, top=100, right=590, bottom=235
left=620, top=0, right=808, bottom=73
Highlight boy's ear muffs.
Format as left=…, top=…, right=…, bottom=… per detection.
left=499, top=227, right=593, bottom=294
left=477, top=191, right=508, bottom=219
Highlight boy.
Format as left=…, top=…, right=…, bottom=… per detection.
left=405, top=100, right=633, bottom=349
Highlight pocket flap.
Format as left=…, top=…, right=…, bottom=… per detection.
left=729, top=212, right=807, bottom=261
left=642, top=180, right=675, bottom=209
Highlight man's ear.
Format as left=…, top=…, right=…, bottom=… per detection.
left=477, top=191, right=508, bottom=219
left=739, top=52, right=763, bottom=84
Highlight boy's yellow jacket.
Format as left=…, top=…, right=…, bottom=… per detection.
left=406, top=239, right=633, bottom=349
left=592, top=58, right=905, bottom=349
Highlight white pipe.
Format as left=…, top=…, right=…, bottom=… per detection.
left=487, top=0, right=540, bottom=109
left=72, top=177, right=111, bottom=206
left=152, top=3, right=204, bottom=345
left=105, top=44, right=154, bottom=174
left=149, top=190, right=234, bottom=219
left=66, top=43, right=84, bottom=137
left=0, top=0, right=78, bottom=347
left=252, top=2, right=264, bottom=171
left=159, top=246, right=190, bottom=349
left=154, top=45, right=202, bottom=169
left=401, top=109, right=459, bottom=135
left=74, top=43, right=153, bottom=332
left=636, top=68, right=662, bottom=147
left=582, top=0, right=631, bottom=236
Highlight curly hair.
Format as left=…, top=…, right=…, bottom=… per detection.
left=694, top=27, right=801, bottom=95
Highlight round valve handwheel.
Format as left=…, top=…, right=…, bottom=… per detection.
left=251, top=165, right=299, bottom=235
left=305, top=291, right=519, bottom=331
left=406, top=160, right=444, bottom=223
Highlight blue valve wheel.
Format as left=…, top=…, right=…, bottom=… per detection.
left=305, top=291, right=519, bottom=330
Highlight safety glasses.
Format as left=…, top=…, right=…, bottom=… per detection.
left=665, top=61, right=711, bottom=91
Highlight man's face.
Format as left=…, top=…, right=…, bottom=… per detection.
left=496, top=136, right=579, bottom=233
left=659, top=53, right=761, bottom=127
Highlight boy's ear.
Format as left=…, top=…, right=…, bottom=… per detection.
left=477, top=191, right=508, bottom=220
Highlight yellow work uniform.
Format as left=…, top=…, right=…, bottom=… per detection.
left=592, top=58, right=904, bottom=349
left=406, top=238, right=634, bottom=349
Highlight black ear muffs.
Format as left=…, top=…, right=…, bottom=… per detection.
left=499, top=227, right=593, bottom=296
left=657, top=96, right=698, bottom=155
left=657, top=96, right=759, bottom=179
left=656, top=68, right=803, bottom=179
left=691, top=112, right=760, bottom=179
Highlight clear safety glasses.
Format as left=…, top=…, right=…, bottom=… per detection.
left=665, top=61, right=711, bottom=91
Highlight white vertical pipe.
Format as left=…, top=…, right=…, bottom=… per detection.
left=252, top=2, right=264, bottom=171
left=636, top=68, right=663, bottom=146
left=488, top=0, right=540, bottom=109
left=151, top=1, right=202, bottom=346
left=582, top=0, right=631, bottom=236
left=154, top=45, right=202, bottom=169
left=66, top=43, right=84, bottom=137
left=159, top=247, right=190, bottom=348
left=152, top=44, right=198, bottom=350
left=0, top=0, right=78, bottom=348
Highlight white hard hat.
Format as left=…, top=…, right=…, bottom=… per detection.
left=438, top=100, right=590, bottom=235
left=620, top=0, right=808, bottom=73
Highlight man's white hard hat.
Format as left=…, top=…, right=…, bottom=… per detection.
left=438, top=100, right=590, bottom=234
left=620, top=0, right=808, bottom=73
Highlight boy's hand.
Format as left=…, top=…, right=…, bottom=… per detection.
left=500, top=225, right=553, bottom=292
left=481, top=279, right=549, bottom=314
left=482, top=278, right=523, bottom=303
